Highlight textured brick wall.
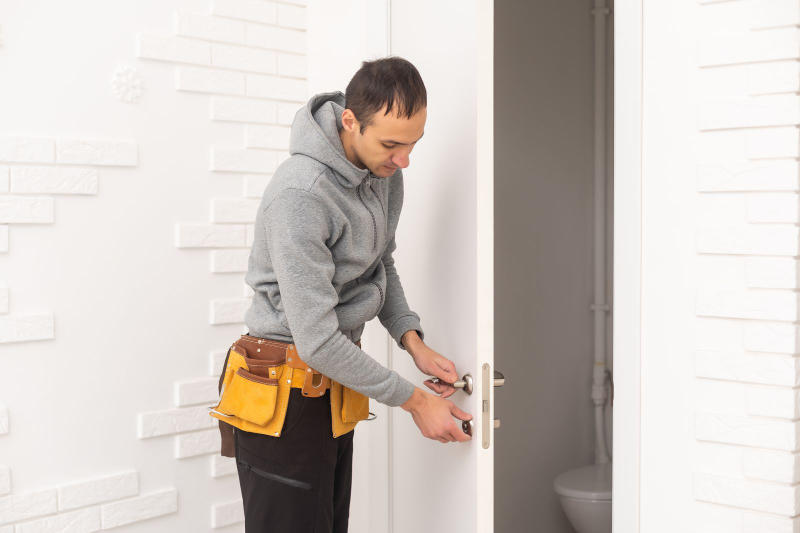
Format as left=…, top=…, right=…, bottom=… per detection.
left=693, top=0, right=800, bottom=530
left=0, top=0, right=307, bottom=530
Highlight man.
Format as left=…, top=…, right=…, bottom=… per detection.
left=234, top=56, right=472, bottom=533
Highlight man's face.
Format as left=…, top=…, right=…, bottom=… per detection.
left=341, top=103, right=426, bottom=178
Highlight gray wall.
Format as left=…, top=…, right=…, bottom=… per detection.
left=494, top=1, right=614, bottom=531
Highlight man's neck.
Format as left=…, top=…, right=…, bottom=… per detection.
left=338, top=127, right=366, bottom=170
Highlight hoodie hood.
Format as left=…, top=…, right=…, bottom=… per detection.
left=289, top=90, right=372, bottom=189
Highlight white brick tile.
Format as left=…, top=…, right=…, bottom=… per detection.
left=137, top=405, right=216, bottom=438
left=701, top=60, right=800, bottom=98
left=212, top=0, right=277, bottom=24
left=247, top=73, right=307, bottom=101
left=15, top=506, right=100, bottom=533
left=699, top=127, right=799, bottom=161
left=697, top=193, right=748, bottom=228
left=0, top=466, right=9, bottom=496
left=245, top=124, right=290, bottom=149
left=744, top=322, right=800, bottom=354
left=242, top=280, right=254, bottom=297
left=745, top=257, right=798, bottom=289
left=57, top=470, right=137, bottom=511
left=136, top=32, right=210, bottom=65
left=174, top=10, right=246, bottom=44
left=693, top=472, right=799, bottom=515
left=210, top=249, right=250, bottom=273
left=174, top=429, right=220, bottom=458
left=0, top=196, right=53, bottom=223
left=0, top=286, right=8, bottom=314
left=699, top=27, right=800, bottom=67
left=277, top=101, right=300, bottom=124
left=699, top=0, right=800, bottom=33
left=0, top=524, right=8, bottom=533
left=0, top=137, right=54, bottom=163
left=699, top=93, right=800, bottom=130
left=693, top=441, right=746, bottom=478
left=0, top=226, right=7, bottom=252
left=0, top=404, right=6, bottom=435
left=100, top=488, right=177, bottom=529
left=277, top=52, right=307, bottom=77
left=274, top=149, right=290, bottom=167
left=695, top=349, right=800, bottom=386
left=695, top=288, right=797, bottom=321
left=243, top=173, right=271, bottom=197
left=694, top=411, right=799, bottom=450
left=747, top=192, right=798, bottom=223
left=212, top=43, right=276, bottom=74
left=697, top=159, right=799, bottom=192
left=747, top=386, right=800, bottom=419
left=277, top=3, right=306, bottom=30
left=211, top=455, right=236, bottom=478
left=0, top=166, right=8, bottom=192
left=211, top=147, right=278, bottom=173
left=246, top=23, right=306, bottom=54
left=174, top=377, right=218, bottom=407
left=694, top=499, right=800, bottom=533
left=209, top=297, right=250, bottom=325
left=696, top=225, right=799, bottom=255
left=175, top=66, right=245, bottom=96
left=174, top=223, right=247, bottom=248
left=10, top=167, right=98, bottom=195
left=245, top=223, right=254, bottom=247
left=56, top=138, right=137, bottom=166
left=694, top=379, right=748, bottom=417
left=0, top=313, right=54, bottom=343
left=211, top=499, right=244, bottom=528
left=210, top=95, right=277, bottom=123
left=210, top=350, right=228, bottom=376
left=742, top=448, right=800, bottom=483
left=210, top=197, right=260, bottom=223
left=0, top=489, right=57, bottom=525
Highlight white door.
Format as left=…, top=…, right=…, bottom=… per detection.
left=309, top=1, right=496, bottom=531
left=383, top=1, right=495, bottom=531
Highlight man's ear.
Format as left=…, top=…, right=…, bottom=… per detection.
left=341, top=109, right=359, bottom=134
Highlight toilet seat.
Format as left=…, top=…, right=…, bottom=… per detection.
left=553, top=463, right=612, bottom=500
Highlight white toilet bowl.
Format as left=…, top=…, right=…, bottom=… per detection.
left=553, top=463, right=612, bottom=533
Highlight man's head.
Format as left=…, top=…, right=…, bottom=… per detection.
left=339, top=56, right=427, bottom=178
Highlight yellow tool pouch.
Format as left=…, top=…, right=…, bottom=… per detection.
left=210, top=334, right=373, bottom=456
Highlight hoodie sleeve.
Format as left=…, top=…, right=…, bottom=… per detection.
left=377, top=233, right=425, bottom=351
left=263, top=187, right=416, bottom=407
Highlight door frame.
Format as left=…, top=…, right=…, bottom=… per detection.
left=612, top=0, right=643, bottom=531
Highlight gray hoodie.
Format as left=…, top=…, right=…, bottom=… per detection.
left=243, top=90, right=424, bottom=407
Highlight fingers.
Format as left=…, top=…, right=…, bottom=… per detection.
left=423, top=379, right=455, bottom=397
left=450, top=404, right=473, bottom=422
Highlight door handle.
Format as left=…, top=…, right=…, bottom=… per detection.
left=427, top=373, right=473, bottom=395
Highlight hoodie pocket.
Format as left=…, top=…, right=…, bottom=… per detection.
left=369, top=280, right=385, bottom=316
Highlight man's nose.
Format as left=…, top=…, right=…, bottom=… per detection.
left=391, top=153, right=410, bottom=168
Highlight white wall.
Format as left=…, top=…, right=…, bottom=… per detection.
left=0, top=1, right=307, bottom=530
left=639, top=0, right=800, bottom=531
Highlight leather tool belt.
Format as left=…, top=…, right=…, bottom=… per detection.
left=210, top=333, right=372, bottom=458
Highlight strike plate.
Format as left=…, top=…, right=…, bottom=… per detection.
left=482, top=362, right=490, bottom=449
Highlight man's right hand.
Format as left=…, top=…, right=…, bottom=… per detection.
left=400, top=387, right=473, bottom=443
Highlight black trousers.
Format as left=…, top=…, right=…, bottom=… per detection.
left=233, top=387, right=355, bottom=533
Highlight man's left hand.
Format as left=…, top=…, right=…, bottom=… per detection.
left=411, top=347, right=460, bottom=399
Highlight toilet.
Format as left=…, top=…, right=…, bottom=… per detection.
left=553, top=462, right=612, bottom=533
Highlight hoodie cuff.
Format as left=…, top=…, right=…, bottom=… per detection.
left=388, top=373, right=417, bottom=407
left=387, top=314, right=425, bottom=351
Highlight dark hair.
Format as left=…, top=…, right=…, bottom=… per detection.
left=344, top=56, right=427, bottom=134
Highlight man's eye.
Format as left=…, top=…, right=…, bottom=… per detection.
left=382, top=143, right=395, bottom=149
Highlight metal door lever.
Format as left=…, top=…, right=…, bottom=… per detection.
left=427, top=373, right=473, bottom=395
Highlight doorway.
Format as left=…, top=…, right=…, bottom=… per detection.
left=494, top=1, right=615, bottom=531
